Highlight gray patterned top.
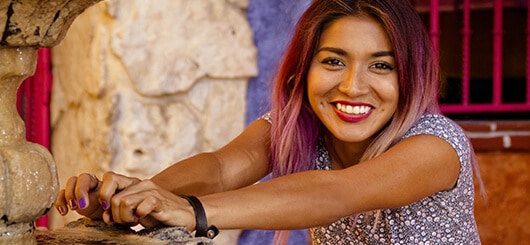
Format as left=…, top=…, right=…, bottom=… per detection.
left=310, top=114, right=480, bottom=244
left=261, top=113, right=481, bottom=244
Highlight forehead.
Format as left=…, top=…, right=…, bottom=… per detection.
left=318, top=16, right=392, bottom=51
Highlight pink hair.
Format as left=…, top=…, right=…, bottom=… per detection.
left=270, top=0, right=440, bottom=176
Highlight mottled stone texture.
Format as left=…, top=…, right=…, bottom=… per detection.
left=0, top=0, right=102, bottom=47
left=0, top=48, right=58, bottom=243
left=49, top=0, right=256, bottom=244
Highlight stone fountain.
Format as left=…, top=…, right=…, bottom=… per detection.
left=0, top=0, right=100, bottom=244
left=0, top=1, right=215, bottom=244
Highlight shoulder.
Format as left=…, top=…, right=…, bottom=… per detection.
left=404, top=114, right=465, bottom=140
left=402, top=113, right=470, bottom=160
left=260, top=112, right=272, bottom=124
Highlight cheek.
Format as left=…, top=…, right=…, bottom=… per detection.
left=306, top=71, right=331, bottom=111
left=383, top=82, right=400, bottom=115
left=386, top=84, right=399, bottom=103
left=306, top=72, right=320, bottom=110
left=379, top=77, right=399, bottom=103
left=306, top=70, right=332, bottom=116
left=307, top=68, right=336, bottom=98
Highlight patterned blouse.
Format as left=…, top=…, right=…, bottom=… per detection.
left=261, top=113, right=481, bottom=244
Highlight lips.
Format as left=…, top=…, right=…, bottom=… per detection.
left=332, top=101, right=374, bottom=123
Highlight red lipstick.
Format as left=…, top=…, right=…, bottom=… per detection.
left=332, top=101, right=373, bottom=123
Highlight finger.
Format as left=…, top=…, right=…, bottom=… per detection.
left=134, top=190, right=193, bottom=229
left=102, top=209, right=114, bottom=225
left=108, top=181, right=158, bottom=225
left=55, top=189, right=69, bottom=215
left=135, top=195, right=158, bottom=218
left=110, top=193, right=144, bottom=225
left=99, top=171, right=140, bottom=209
left=136, top=196, right=162, bottom=228
left=74, top=173, right=101, bottom=209
left=64, top=176, right=78, bottom=210
left=138, top=215, right=161, bottom=229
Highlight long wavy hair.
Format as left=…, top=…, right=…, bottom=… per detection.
left=270, top=0, right=440, bottom=178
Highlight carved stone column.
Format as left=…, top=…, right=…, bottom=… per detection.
left=0, top=1, right=101, bottom=244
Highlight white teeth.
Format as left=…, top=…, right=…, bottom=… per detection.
left=336, top=103, right=371, bottom=115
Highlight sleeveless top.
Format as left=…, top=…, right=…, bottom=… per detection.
left=261, top=113, right=481, bottom=244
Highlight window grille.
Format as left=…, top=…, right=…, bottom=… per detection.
left=419, top=0, right=530, bottom=117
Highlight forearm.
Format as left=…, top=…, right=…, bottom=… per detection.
left=201, top=170, right=352, bottom=230
left=150, top=153, right=226, bottom=196
left=150, top=152, right=268, bottom=196
left=151, top=119, right=271, bottom=196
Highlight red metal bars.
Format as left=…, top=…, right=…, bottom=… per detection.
left=527, top=0, right=530, bottom=105
left=438, top=0, right=530, bottom=113
left=462, top=0, right=471, bottom=106
left=492, top=0, right=503, bottom=106
left=430, top=0, right=440, bottom=53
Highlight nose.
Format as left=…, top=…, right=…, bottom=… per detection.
left=338, top=66, right=368, bottom=96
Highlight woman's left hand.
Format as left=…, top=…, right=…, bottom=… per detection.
left=104, top=179, right=195, bottom=231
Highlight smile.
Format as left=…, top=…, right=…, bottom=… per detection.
left=335, top=103, right=372, bottom=115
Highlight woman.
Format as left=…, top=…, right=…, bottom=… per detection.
left=55, top=0, right=483, bottom=243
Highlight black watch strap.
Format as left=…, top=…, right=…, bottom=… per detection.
left=180, top=195, right=219, bottom=239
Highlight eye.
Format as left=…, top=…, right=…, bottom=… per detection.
left=321, top=58, right=345, bottom=67
left=369, top=62, right=395, bottom=72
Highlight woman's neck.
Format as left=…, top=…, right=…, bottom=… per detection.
left=325, top=135, right=372, bottom=169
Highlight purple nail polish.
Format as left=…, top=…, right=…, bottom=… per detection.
left=101, top=201, right=108, bottom=210
left=78, top=198, right=86, bottom=209
left=69, top=199, right=77, bottom=209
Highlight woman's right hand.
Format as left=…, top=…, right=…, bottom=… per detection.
left=55, top=171, right=141, bottom=220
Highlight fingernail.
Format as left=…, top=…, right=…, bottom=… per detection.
left=57, top=206, right=67, bottom=215
left=69, top=199, right=77, bottom=209
left=78, top=198, right=86, bottom=209
left=101, top=201, right=108, bottom=210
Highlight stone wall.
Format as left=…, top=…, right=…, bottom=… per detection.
left=48, top=1, right=257, bottom=239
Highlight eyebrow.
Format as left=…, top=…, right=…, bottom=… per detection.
left=316, top=47, right=347, bottom=55
left=372, top=51, right=395, bottom=57
left=316, top=47, right=395, bottom=58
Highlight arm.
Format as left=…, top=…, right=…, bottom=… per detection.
left=55, top=118, right=272, bottom=219
left=150, top=118, right=272, bottom=195
left=199, top=134, right=460, bottom=230
left=109, top=134, right=460, bottom=230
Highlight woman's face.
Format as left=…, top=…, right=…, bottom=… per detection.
left=307, top=16, right=399, bottom=145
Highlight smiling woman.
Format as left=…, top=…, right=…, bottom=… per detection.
left=55, top=0, right=483, bottom=244
left=308, top=16, right=399, bottom=147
